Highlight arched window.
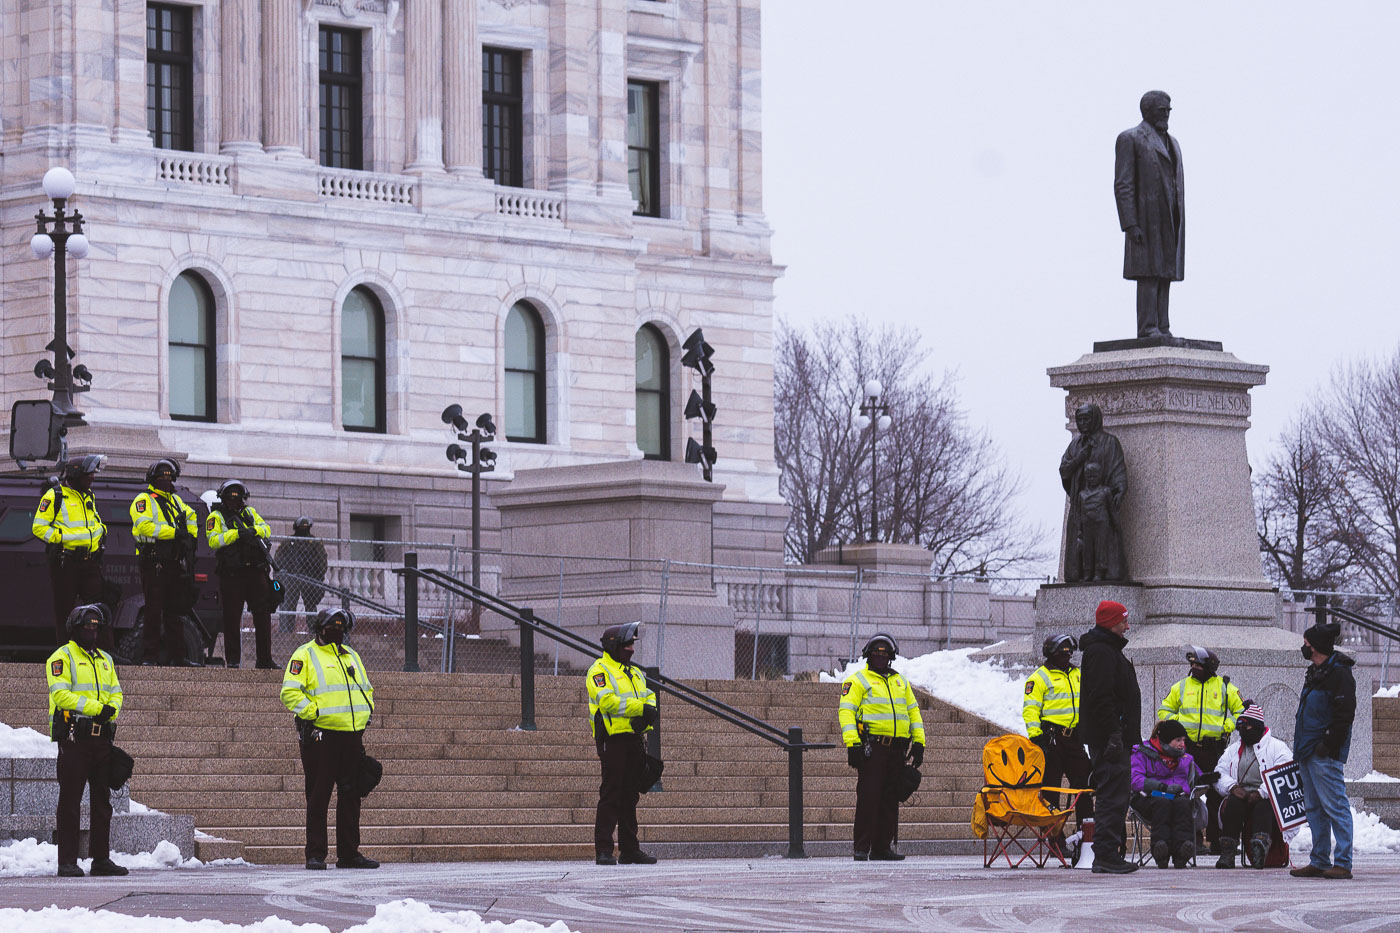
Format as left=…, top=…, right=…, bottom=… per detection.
left=504, top=301, right=545, bottom=443
left=342, top=286, right=385, bottom=432
left=635, top=324, right=670, bottom=459
left=168, top=270, right=215, bottom=422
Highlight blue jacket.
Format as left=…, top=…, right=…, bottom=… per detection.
left=1294, top=651, right=1357, bottom=763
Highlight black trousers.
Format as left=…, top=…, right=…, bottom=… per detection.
left=219, top=566, right=273, bottom=668
left=853, top=738, right=908, bottom=855
left=140, top=559, right=187, bottom=663
left=1038, top=726, right=1094, bottom=824
left=299, top=728, right=364, bottom=861
left=1132, top=794, right=1194, bottom=852
left=49, top=553, right=104, bottom=646
left=279, top=581, right=324, bottom=632
left=1220, top=792, right=1276, bottom=841
left=56, top=738, right=112, bottom=865
left=1090, top=743, right=1131, bottom=863
left=1187, top=736, right=1227, bottom=846
left=595, top=732, right=644, bottom=855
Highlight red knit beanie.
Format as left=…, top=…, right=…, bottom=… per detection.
left=1095, top=600, right=1127, bottom=627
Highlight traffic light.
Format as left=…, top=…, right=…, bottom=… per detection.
left=681, top=328, right=716, bottom=482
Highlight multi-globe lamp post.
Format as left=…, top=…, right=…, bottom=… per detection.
left=853, top=379, right=892, bottom=542
left=443, top=405, right=497, bottom=635
left=30, top=167, right=93, bottom=425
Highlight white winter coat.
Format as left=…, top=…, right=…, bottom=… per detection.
left=1214, top=729, right=1293, bottom=800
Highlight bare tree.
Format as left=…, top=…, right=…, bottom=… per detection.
left=1255, top=415, right=1354, bottom=593
left=774, top=316, right=1044, bottom=572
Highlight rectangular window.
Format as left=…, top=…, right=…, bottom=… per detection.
left=146, top=3, right=194, bottom=151
left=482, top=48, right=523, bottom=187
left=734, top=632, right=789, bottom=680
left=319, top=26, right=364, bottom=170
left=348, top=514, right=401, bottom=562
left=627, top=80, right=661, bottom=217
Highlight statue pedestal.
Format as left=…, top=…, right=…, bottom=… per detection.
left=1035, top=345, right=1373, bottom=774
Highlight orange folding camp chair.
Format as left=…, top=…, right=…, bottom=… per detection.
left=972, top=734, right=1092, bottom=868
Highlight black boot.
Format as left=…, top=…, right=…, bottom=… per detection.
left=1248, top=833, right=1271, bottom=869
left=1172, top=841, right=1195, bottom=869
left=1215, top=836, right=1238, bottom=869
left=1151, top=840, right=1169, bottom=869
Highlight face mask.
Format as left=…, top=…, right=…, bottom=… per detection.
left=1238, top=727, right=1264, bottom=745
left=74, top=623, right=99, bottom=650
left=1301, top=644, right=1314, bottom=661
left=613, top=643, right=635, bottom=665
left=868, top=652, right=892, bottom=672
left=321, top=625, right=345, bottom=645
left=1190, top=667, right=1209, bottom=682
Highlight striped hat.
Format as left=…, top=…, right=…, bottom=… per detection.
left=1237, top=703, right=1266, bottom=726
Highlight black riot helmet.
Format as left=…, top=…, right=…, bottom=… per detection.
left=1042, top=633, right=1078, bottom=660
left=218, top=479, right=249, bottom=506
left=64, top=602, right=109, bottom=637
left=312, top=608, right=355, bottom=637
left=1186, top=645, right=1219, bottom=676
left=862, top=633, right=899, bottom=659
left=63, top=453, right=107, bottom=482
left=146, top=458, right=180, bottom=485
left=601, top=622, right=641, bottom=652
left=293, top=516, right=314, bottom=535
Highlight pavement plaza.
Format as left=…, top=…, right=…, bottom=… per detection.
left=6, top=855, right=1400, bottom=932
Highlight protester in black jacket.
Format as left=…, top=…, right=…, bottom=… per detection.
left=1080, top=599, right=1142, bottom=874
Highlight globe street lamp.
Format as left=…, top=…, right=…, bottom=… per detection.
left=444, top=404, right=497, bottom=635
left=31, top=167, right=93, bottom=425
left=853, top=379, right=892, bottom=542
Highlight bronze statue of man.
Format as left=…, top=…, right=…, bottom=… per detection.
left=1114, top=90, right=1184, bottom=339
left=1060, top=403, right=1128, bottom=582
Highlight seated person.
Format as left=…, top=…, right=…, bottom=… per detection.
left=1131, top=719, right=1200, bottom=868
left=1213, top=703, right=1291, bottom=869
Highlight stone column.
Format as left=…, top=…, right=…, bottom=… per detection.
left=442, top=0, right=481, bottom=175
left=703, top=0, right=737, bottom=221
left=595, top=0, right=629, bottom=195
left=547, top=0, right=598, bottom=197
left=404, top=0, right=444, bottom=171
left=221, top=0, right=262, bottom=152
left=262, top=0, right=305, bottom=157
left=112, top=0, right=151, bottom=145
left=736, top=0, right=763, bottom=219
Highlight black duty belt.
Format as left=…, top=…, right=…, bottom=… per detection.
left=867, top=734, right=910, bottom=746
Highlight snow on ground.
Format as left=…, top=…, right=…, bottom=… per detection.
left=0, top=838, right=247, bottom=877
left=1377, top=684, right=1400, bottom=698
left=1357, top=770, right=1400, bottom=783
left=1291, top=807, right=1400, bottom=855
left=0, top=899, right=578, bottom=933
left=0, top=721, right=56, bottom=758
left=821, top=645, right=1029, bottom=734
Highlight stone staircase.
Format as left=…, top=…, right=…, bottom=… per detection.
left=0, top=663, right=999, bottom=863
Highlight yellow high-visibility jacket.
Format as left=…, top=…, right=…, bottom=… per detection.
left=130, top=486, right=198, bottom=557
left=281, top=640, right=374, bottom=732
left=32, top=484, right=106, bottom=554
left=206, top=506, right=270, bottom=551
left=838, top=666, right=926, bottom=747
left=586, top=653, right=656, bottom=738
left=1023, top=664, right=1081, bottom=738
left=45, top=641, right=123, bottom=733
left=1157, top=674, right=1245, bottom=742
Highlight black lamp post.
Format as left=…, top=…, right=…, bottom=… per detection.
left=444, top=404, right=497, bottom=633
left=30, top=167, right=93, bottom=425
left=853, top=379, right=891, bottom=542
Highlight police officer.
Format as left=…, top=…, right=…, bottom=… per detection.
left=280, top=609, right=379, bottom=870
left=586, top=622, right=658, bottom=866
left=839, top=633, right=925, bottom=861
left=1157, top=645, right=1244, bottom=851
left=130, top=459, right=200, bottom=666
left=206, top=480, right=276, bottom=669
left=33, top=455, right=108, bottom=646
left=277, top=517, right=328, bottom=634
left=46, top=604, right=128, bottom=877
left=1024, top=634, right=1092, bottom=839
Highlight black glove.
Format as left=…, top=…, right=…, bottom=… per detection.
left=848, top=746, right=864, bottom=769
left=1105, top=732, right=1125, bottom=757
left=909, top=742, right=924, bottom=768
left=1142, top=778, right=1166, bottom=794
left=1194, top=771, right=1220, bottom=787
left=633, top=706, right=658, bottom=732
left=95, top=704, right=116, bottom=724
left=1030, top=732, right=1051, bottom=751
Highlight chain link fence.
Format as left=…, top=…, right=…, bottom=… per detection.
left=1278, top=588, right=1400, bottom=688
left=235, top=536, right=1044, bottom=675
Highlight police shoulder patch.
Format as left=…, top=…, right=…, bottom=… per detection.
left=135, top=499, right=147, bottom=513
left=206, top=516, right=216, bottom=531
left=39, top=498, right=51, bottom=513
left=51, top=659, right=63, bottom=677
left=1025, top=681, right=1035, bottom=695
left=841, top=682, right=851, bottom=696
left=289, top=660, right=303, bottom=675
left=592, top=672, right=606, bottom=688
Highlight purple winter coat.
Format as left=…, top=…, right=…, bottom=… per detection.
left=1130, top=740, right=1199, bottom=796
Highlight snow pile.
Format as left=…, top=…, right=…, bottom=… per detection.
left=1356, top=770, right=1400, bottom=783
left=0, top=838, right=247, bottom=876
left=1376, top=684, right=1400, bottom=698
left=1291, top=807, right=1400, bottom=855
left=822, top=646, right=1028, bottom=733
left=0, top=899, right=579, bottom=932
left=0, top=722, right=56, bottom=758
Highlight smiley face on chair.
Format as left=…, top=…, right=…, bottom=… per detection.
left=983, top=735, right=1045, bottom=787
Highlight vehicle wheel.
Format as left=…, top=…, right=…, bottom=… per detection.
left=114, top=610, right=144, bottom=665
left=182, top=613, right=210, bottom=666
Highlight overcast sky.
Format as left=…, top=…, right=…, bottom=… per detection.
left=760, top=1, right=1400, bottom=578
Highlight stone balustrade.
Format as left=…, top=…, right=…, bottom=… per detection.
left=156, top=153, right=232, bottom=187
left=494, top=188, right=564, bottom=222
left=318, top=170, right=417, bottom=207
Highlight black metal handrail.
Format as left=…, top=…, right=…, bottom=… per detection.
left=1308, top=602, right=1400, bottom=644
left=392, top=553, right=835, bottom=858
